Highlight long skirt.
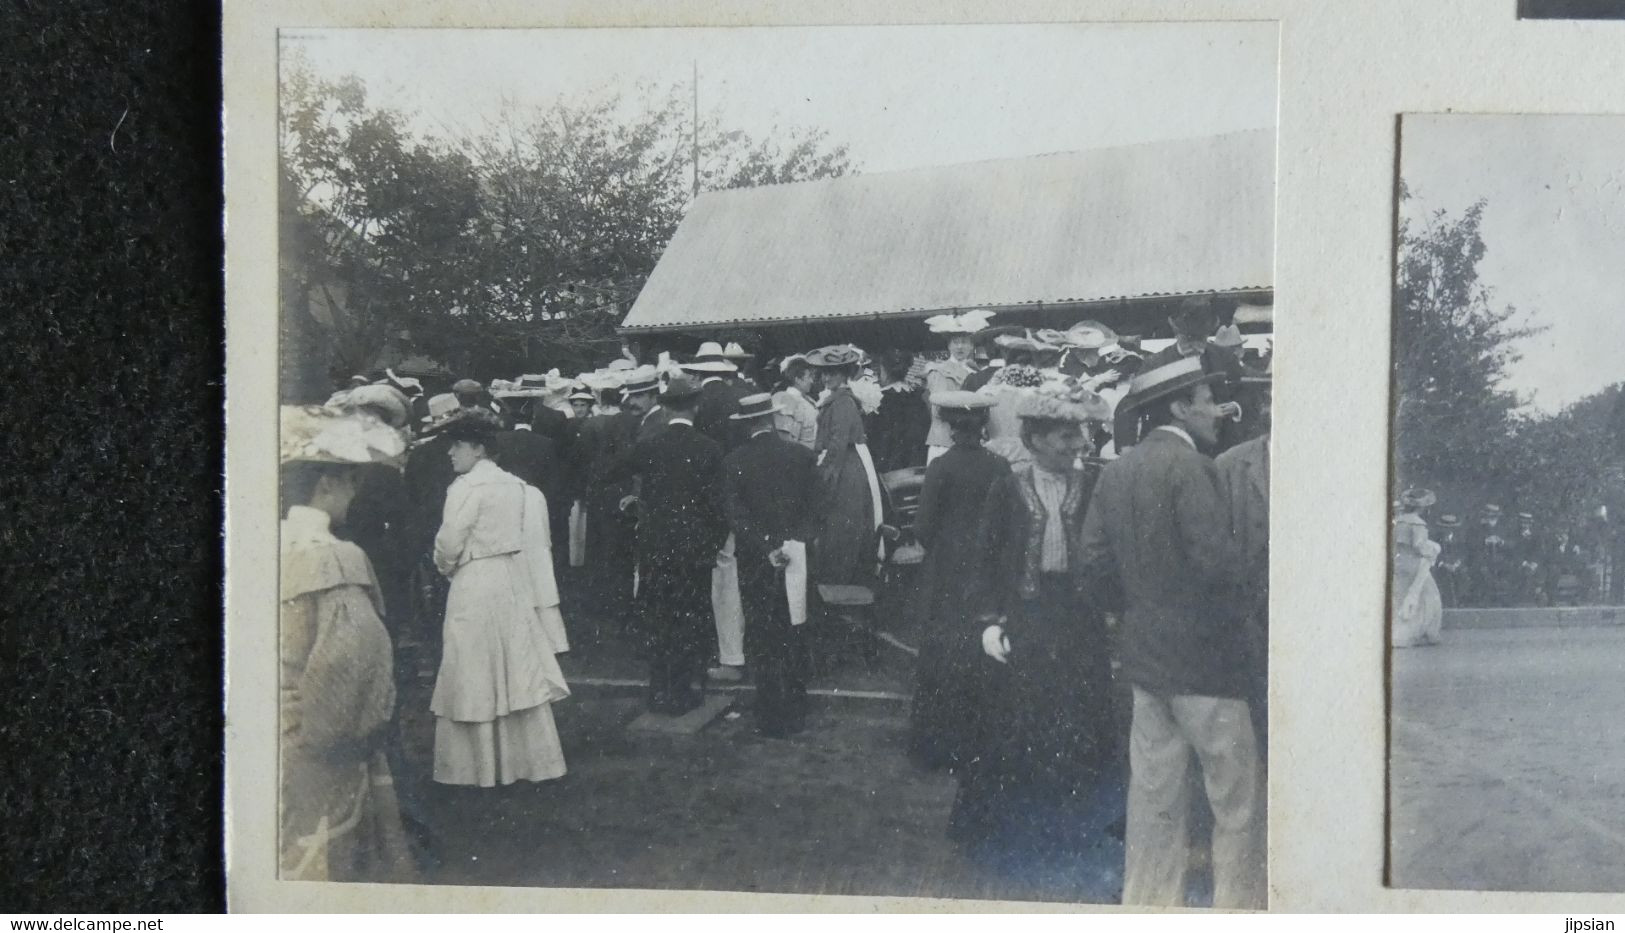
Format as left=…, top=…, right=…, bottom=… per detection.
left=1392, top=554, right=1444, bottom=648
left=949, top=575, right=1121, bottom=863
left=281, top=742, right=417, bottom=882
left=431, top=555, right=569, bottom=786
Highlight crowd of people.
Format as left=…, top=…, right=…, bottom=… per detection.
left=277, top=296, right=1273, bottom=907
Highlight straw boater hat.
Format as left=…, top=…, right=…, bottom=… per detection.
left=618, top=365, right=660, bottom=397
left=1483, top=503, right=1502, bottom=515
left=683, top=341, right=738, bottom=374
left=1438, top=514, right=1461, bottom=528
left=281, top=404, right=408, bottom=468
left=729, top=392, right=782, bottom=421
left=1118, top=354, right=1228, bottom=415
left=567, top=382, right=596, bottom=403
left=659, top=372, right=705, bottom=403
left=1015, top=383, right=1112, bottom=423
left=1400, top=488, right=1437, bottom=511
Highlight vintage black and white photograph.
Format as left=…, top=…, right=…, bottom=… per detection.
left=1519, top=0, right=1625, bottom=20
left=1387, top=113, right=1625, bottom=892
left=274, top=23, right=1277, bottom=907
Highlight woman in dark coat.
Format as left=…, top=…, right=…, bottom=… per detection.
left=868, top=350, right=930, bottom=473
left=809, top=346, right=883, bottom=587
left=906, top=391, right=1009, bottom=771
left=948, top=386, right=1124, bottom=897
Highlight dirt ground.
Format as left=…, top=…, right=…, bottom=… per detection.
left=386, top=588, right=1130, bottom=905
left=1389, top=625, right=1625, bottom=893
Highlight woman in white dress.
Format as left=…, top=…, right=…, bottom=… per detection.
left=432, top=416, right=571, bottom=787
left=1392, top=487, right=1445, bottom=648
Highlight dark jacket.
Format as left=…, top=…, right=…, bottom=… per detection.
left=1079, top=427, right=1242, bottom=697
left=403, top=434, right=456, bottom=556
left=695, top=378, right=747, bottom=450
left=495, top=429, right=567, bottom=512
left=530, top=404, right=570, bottom=446
left=609, top=421, right=729, bottom=569
left=914, top=443, right=1011, bottom=625
left=977, top=462, right=1100, bottom=624
left=721, top=428, right=820, bottom=560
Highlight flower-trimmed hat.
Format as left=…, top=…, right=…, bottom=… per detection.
left=281, top=404, right=408, bottom=468
left=923, top=310, right=996, bottom=337
left=1014, top=383, right=1112, bottom=423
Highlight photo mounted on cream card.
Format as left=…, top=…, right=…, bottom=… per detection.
left=1387, top=112, right=1625, bottom=893
left=274, top=22, right=1276, bottom=906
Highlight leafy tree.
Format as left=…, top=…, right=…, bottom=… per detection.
left=279, top=57, right=486, bottom=393
left=279, top=62, right=856, bottom=387
left=1392, top=185, right=1543, bottom=492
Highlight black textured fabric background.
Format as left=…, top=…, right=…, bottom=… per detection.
left=2, top=1, right=227, bottom=913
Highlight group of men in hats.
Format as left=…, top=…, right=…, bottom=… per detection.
left=1429, top=502, right=1598, bottom=608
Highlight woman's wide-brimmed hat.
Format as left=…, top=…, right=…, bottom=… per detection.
left=682, top=341, right=739, bottom=374
left=929, top=390, right=996, bottom=412
left=1062, top=320, right=1117, bottom=350
left=660, top=373, right=705, bottom=403
left=729, top=392, right=782, bottom=421
left=805, top=345, right=864, bottom=369
left=1015, top=383, right=1112, bottom=423
left=995, top=330, right=1053, bottom=355
left=333, top=384, right=411, bottom=428
left=923, top=310, right=996, bottom=337
left=281, top=404, right=408, bottom=468
left=1400, top=488, right=1437, bottom=510
left=440, top=413, right=501, bottom=446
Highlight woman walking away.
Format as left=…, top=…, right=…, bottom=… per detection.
left=430, top=415, right=571, bottom=787
left=1392, top=487, right=1445, bottom=648
left=807, top=345, right=884, bottom=587
left=951, top=384, right=1125, bottom=900
left=279, top=404, right=417, bottom=882
left=907, top=391, right=1008, bottom=771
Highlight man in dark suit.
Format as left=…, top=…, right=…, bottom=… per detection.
left=686, top=341, right=748, bottom=450
left=494, top=409, right=571, bottom=582
left=1080, top=353, right=1262, bottom=910
left=610, top=374, right=731, bottom=714
left=722, top=393, right=820, bottom=736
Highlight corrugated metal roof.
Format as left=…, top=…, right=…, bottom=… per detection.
left=620, top=129, right=1274, bottom=333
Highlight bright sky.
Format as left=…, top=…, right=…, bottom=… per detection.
left=1401, top=113, right=1625, bottom=414
left=281, top=23, right=1277, bottom=174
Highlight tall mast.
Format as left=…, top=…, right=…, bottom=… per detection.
left=691, top=60, right=700, bottom=200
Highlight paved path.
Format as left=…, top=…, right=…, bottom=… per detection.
left=1390, top=626, right=1625, bottom=892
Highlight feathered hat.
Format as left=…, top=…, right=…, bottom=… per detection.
left=1014, top=381, right=1112, bottom=423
